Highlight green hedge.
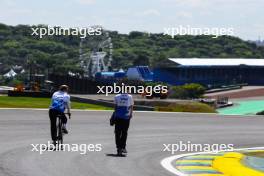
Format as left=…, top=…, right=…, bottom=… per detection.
left=170, top=83, right=206, bottom=99
left=155, top=102, right=216, bottom=113
left=256, top=110, right=264, bottom=115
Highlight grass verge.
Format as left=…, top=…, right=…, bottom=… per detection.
left=155, top=102, right=216, bottom=113
left=245, top=152, right=264, bottom=158
left=0, top=96, right=113, bottom=110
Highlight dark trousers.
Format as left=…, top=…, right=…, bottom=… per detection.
left=49, top=109, right=67, bottom=141
left=115, top=118, right=130, bottom=149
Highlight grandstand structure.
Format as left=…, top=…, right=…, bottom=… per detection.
left=153, top=58, right=264, bottom=86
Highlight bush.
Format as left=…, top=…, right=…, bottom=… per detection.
left=155, top=102, right=216, bottom=113
left=170, top=83, right=205, bottom=99
left=9, top=79, right=23, bottom=87
left=256, top=111, right=264, bottom=115
left=0, top=75, right=4, bottom=84
left=144, top=81, right=168, bottom=87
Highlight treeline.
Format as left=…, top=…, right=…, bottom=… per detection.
left=0, top=23, right=264, bottom=75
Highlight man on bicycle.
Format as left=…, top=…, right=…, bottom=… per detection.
left=113, top=93, right=134, bottom=155
left=49, top=85, right=71, bottom=144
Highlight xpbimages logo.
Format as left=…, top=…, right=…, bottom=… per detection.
left=31, top=141, right=102, bottom=155
left=31, top=26, right=103, bottom=38
left=163, top=141, right=234, bottom=154
left=164, top=25, right=234, bottom=38
left=97, top=83, right=168, bottom=96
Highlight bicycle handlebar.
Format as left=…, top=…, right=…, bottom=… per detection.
left=65, top=113, right=71, bottom=119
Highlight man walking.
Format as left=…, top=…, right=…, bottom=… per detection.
left=113, top=93, right=134, bottom=155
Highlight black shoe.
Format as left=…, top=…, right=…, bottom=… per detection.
left=52, top=141, right=57, bottom=150
left=117, top=148, right=122, bottom=156
left=122, top=148, right=127, bottom=153
left=53, top=140, right=58, bottom=145
left=62, top=127, right=68, bottom=134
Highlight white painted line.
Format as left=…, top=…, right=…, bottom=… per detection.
left=0, top=108, right=112, bottom=112
left=0, top=108, right=214, bottom=114
left=0, top=108, right=229, bottom=116
left=161, top=147, right=264, bottom=176
left=161, top=151, right=208, bottom=176
left=139, top=111, right=260, bottom=117
left=135, top=111, right=217, bottom=115
left=0, top=108, right=261, bottom=117
left=0, top=108, right=47, bottom=111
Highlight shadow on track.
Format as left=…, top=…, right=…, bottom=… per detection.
left=105, top=153, right=127, bottom=157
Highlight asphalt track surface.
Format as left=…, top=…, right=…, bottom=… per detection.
left=0, top=109, right=264, bottom=176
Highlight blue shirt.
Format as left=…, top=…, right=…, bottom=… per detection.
left=50, top=91, right=70, bottom=113
left=114, top=94, right=134, bottom=120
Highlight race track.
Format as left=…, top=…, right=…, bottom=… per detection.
left=0, top=109, right=264, bottom=176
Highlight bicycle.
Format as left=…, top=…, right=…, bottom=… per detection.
left=55, top=113, right=71, bottom=148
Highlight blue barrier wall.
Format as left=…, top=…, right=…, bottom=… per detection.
left=153, top=66, right=264, bottom=86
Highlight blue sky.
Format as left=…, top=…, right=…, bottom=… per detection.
left=0, top=0, right=263, bottom=40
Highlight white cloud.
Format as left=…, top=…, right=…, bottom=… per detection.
left=135, top=9, right=161, bottom=17
left=142, top=9, right=161, bottom=16
left=176, top=11, right=193, bottom=18
left=76, top=0, right=96, bottom=5
left=160, top=0, right=260, bottom=7
left=160, top=0, right=209, bottom=7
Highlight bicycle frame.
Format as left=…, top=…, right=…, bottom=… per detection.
left=56, top=115, right=64, bottom=146
left=54, top=113, right=70, bottom=150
